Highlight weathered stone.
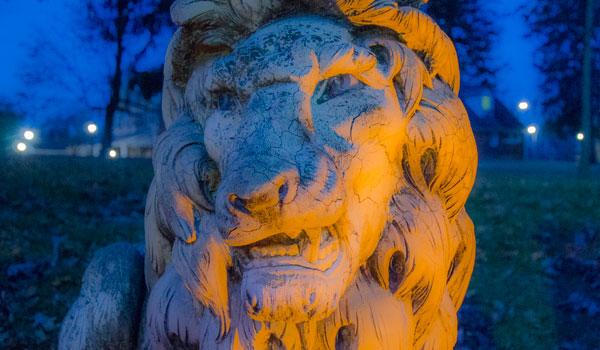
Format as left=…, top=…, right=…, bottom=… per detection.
left=58, top=243, right=145, bottom=350
left=61, top=1, right=477, bottom=349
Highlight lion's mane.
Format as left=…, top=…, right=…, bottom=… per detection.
left=144, top=1, right=477, bottom=349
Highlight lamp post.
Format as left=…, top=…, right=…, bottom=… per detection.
left=579, top=0, right=595, bottom=174
left=86, top=123, right=98, bottom=135
left=16, top=142, right=28, bottom=153
left=518, top=100, right=530, bottom=111
left=525, top=124, right=538, bottom=160
left=23, top=130, right=35, bottom=141
left=85, top=122, right=98, bottom=156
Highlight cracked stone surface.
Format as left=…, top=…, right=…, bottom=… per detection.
left=59, top=1, right=477, bottom=349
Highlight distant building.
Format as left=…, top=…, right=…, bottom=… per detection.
left=463, top=92, right=524, bottom=159
left=49, top=70, right=164, bottom=158
left=112, top=99, right=161, bottom=158
left=111, top=70, right=164, bottom=158
left=66, top=97, right=161, bottom=158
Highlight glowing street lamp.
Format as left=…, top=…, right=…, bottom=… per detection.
left=108, top=149, right=118, bottom=159
left=86, top=122, right=98, bottom=135
left=518, top=101, right=530, bottom=111
left=16, top=142, right=28, bottom=152
left=576, top=132, right=584, bottom=141
left=524, top=124, right=538, bottom=160
left=23, top=130, right=35, bottom=140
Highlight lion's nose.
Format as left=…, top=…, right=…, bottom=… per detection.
left=226, top=172, right=298, bottom=216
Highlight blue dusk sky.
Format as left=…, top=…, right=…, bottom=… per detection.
left=0, top=0, right=541, bottom=125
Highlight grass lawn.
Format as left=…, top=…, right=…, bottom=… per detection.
left=0, top=156, right=598, bottom=349
left=463, top=161, right=600, bottom=350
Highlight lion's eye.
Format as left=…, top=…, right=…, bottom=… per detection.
left=315, top=74, right=361, bottom=104
left=209, top=90, right=238, bottom=111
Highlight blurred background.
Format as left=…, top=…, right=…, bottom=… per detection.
left=0, top=0, right=598, bottom=349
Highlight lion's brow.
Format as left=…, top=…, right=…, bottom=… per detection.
left=199, top=43, right=387, bottom=97
left=317, top=44, right=390, bottom=89
left=319, top=44, right=376, bottom=77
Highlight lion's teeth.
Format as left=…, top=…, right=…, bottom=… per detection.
left=249, top=247, right=262, bottom=258
left=248, top=227, right=334, bottom=261
left=276, top=247, right=287, bottom=256
left=286, top=244, right=299, bottom=256
left=268, top=246, right=281, bottom=257
left=250, top=244, right=300, bottom=258
left=305, top=228, right=321, bottom=243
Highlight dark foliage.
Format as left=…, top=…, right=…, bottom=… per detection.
left=128, top=69, right=164, bottom=100
left=82, top=0, right=172, bottom=154
left=425, top=0, right=497, bottom=90
left=523, top=0, right=600, bottom=136
left=20, top=1, right=172, bottom=153
left=0, top=104, right=22, bottom=154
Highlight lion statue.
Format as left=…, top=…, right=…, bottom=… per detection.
left=59, top=1, right=477, bottom=349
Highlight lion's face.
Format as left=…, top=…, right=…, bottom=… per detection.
left=146, top=4, right=477, bottom=348
left=188, top=17, right=407, bottom=323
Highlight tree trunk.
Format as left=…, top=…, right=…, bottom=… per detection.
left=100, top=0, right=127, bottom=157
left=579, top=0, right=595, bottom=173
left=100, top=45, right=123, bottom=156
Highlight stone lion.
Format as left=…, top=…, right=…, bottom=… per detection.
left=59, top=1, right=477, bottom=349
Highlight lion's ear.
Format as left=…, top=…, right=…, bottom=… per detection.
left=393, top=45, right=432, bottom=118
left=363, top=38, right=431, bottom=118
left=338, top=2, right=460, bottom=94
left=405, top=81, right=478, bottom=220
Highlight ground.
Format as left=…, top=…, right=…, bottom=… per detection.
left=0, top=156, right=598, bottom=349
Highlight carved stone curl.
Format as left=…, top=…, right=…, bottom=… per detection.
left=60, top=1, right=477, bottom=349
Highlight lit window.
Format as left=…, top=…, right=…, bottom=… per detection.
left=481, top=96, right=492, bottom=111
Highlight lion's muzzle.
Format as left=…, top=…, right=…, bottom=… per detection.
left=200, top=83, right=351, bottom=322
left=208, top=83, right=346, bottom=248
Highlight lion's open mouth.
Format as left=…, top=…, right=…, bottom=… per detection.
left=236, top=226, right=340, bottom=271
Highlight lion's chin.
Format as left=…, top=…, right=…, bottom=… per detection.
left=240, top=249, right=352, bottom=323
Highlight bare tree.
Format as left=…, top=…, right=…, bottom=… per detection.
left=82, top=0, right=171, bottom=155
left=524, top=0, right=599, bottom=165
left=20, top=0, right=171, bottom=154
left=425, top=0, right=497, bottom=91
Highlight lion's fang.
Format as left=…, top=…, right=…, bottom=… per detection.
left=304, top=228, right=321, bottom=262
